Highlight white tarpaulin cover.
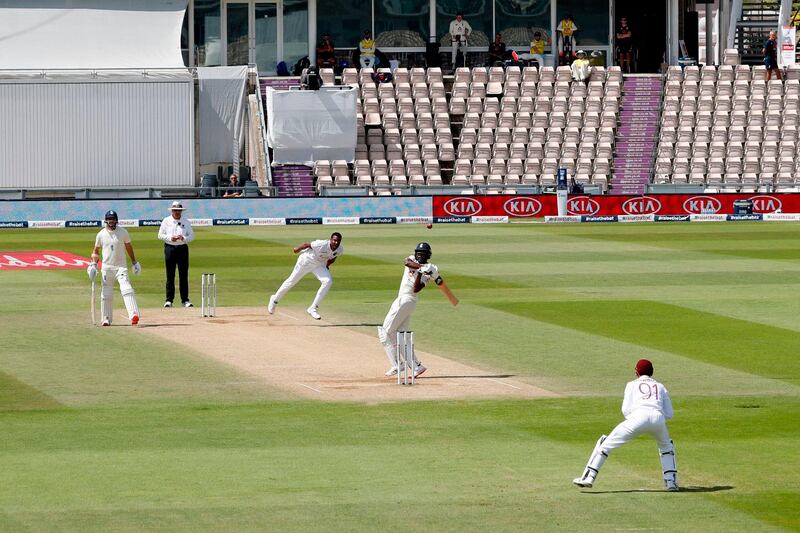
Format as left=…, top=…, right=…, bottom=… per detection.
left=266, top=87, right=357, bottom=163
left=197, top=66, right=248, bottom=165
left=0, top=0, right=187, bottom=69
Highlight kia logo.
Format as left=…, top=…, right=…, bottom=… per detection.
left=503, top=196, right=542, bottom=217
left=622, top=196, right=662, bottom=215
left=443, top=197, right=482, bottom=216
left=567, top=196, right=600, bottom=215
left=683, top=196, right=722, bottom=214
left=748, top=195, right=783, bottom=214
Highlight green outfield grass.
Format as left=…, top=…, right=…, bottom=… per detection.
left=1, top=223, right=799, bottom=531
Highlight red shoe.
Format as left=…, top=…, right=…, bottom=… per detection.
left=131, top=314, right=139, bottom=326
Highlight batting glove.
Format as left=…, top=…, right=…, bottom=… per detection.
left=87, top=263, right=97, bottom=281
left=132, top=261, right=142, bottom=275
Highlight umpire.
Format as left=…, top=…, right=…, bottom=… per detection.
left=158, top=201, right=195, bottom=307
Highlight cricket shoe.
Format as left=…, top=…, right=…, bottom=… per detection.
left=385, top=364, right=406, bottom=377
left=307, top=307, right=321, bottom=320
left=163, top=301, right=172, bottom=308
left=183, top=301, right=193, bottom=308
left=268, top=295, right=277, bottom=314
left=101, top=319, right=111, bottom=327
left=665, top=480, right=679, bottom=492
left=573, top=477, right=593, bottom=488
left=413, top=363, right=427, bottom=378
left=131, top=314, right=139, bottom=326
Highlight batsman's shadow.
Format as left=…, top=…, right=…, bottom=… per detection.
left=425, top=374, right=515, bottom=379
left=588, top=485, right=733, bottom=494
left=318, top=323, right=382, bottom=327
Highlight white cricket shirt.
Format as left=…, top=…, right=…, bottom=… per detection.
left=397, top=255, right=430, bottom=300
left=298, top=239, right=344, bottom=265
left=158, top=215, right=195, bottom=246
left=95, top=227, right=131, bottom=269
left=449, top=19, right=472, bottom=38
left=621, top=375, right=674, bottom=419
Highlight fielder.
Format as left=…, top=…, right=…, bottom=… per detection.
left=573, top=359, right=678, bottom=491
left=378, top=242, right=441, bottom=378
left=268, top=232, right=343, bottom=320
left=87, top=210, right=141, bottom=326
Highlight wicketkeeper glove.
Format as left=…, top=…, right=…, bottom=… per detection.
left=132, top=261, right=142, bottom=275
left=87, top=263, right=97, bottom=281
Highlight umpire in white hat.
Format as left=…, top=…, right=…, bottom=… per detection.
left=157, top=201, right=195, bottom=307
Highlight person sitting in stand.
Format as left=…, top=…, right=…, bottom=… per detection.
left=223, top=174, right=242, bottom=198
left=571, top=49, right=591, bottom=83
left=359, top=30, right=377, bottom=69
left=316, top=33, right=336, bottom=69
left=557, top=13, right=578, bottom=65
left=616, top=17, right=633, bottom=73
left=522, top=30, right=548, bottom=67
left=487, top=33, right=507, bottom=66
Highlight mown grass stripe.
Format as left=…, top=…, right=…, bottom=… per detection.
left=484, top=300, right=800, bottom=385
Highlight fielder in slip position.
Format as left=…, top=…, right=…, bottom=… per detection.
left=378, top=242, right=444, bottom=379
left=268, top=232, right=343, bottom=320
left=87, top=210, right=141, bottom=326
left=573, top=359, right=679, bottom=491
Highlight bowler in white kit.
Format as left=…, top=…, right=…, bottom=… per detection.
left=268, top=232, right=343, bottom=320
left=573, top=359, right=678, bottom=491
left=87, top=210, right=141, bottom=326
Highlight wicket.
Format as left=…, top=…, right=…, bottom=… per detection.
left=396, top=331, right=415, bottom=385
left=201, top=273, right=217, bottom=317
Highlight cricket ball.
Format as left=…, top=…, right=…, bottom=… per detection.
left=426, top=223, right=433, bottom=229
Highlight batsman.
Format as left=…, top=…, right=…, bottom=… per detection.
left=87, top=210, right=142, bottom=326
left=378, top=242, right=457, bottom=378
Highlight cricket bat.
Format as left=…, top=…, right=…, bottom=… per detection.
left=436, top=277, right=459, bottom=306
left=91, top=278, right=97, bottom=326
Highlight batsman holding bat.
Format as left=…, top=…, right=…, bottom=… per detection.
left=378, top=242, right=457, bottom=378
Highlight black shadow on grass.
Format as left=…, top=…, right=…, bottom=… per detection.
left=424, top=374, right=516, bottom=379
left=318, top=323, right=382, bottom=327
left=586, top=485, right=734, bottom=494
left=137, top=323, right=193, bottom=328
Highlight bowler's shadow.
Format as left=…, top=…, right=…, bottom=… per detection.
left=425, top=374, right=515, bottom=379
left=587, top=485, right=733, bottom=494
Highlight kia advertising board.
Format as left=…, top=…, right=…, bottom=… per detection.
left=432, top=194, right=800, bottom=217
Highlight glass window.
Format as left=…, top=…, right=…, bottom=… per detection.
left=436, top=1, right=490, bottom=48
left=227, top=3, right=249, bottom=66
left=556, top=0, right=609, bottom=46
left=194, top=0, right=222, bottom=66
left=317, top=0, right=370, bottom=49
left=374, top=0, right=428, bottom=47
left=283, top=0, right=308, bottom=66
left=495, top=0, right=551, bottom=48
left=255, top=3, right=278, bottom=72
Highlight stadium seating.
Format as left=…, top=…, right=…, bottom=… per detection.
left=656, top=64, right=800, bottom=193
left=316, top=65, right=619, bottom=194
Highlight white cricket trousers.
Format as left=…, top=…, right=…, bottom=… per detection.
left=378, top=294, right=418, bottom=366
left=274, top=257, right=332, bottom=309
left=602, top=409, right=672, bottom=452
left=101, top=266, right=139, bottom=324
left=581, top=408, right=677, bottom=485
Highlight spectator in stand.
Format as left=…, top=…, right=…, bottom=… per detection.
left=359, top=30, right=377, bottom=69
left=557, top=13, right=578, bottom=65
left=616, top=17, right=633, bottom=73
left=763, top=30, right=782, bottom=81
left=487, top=33, right=507, bottom=66
left=223, top=174, right=242, bottom=198
left=449, top=12, right=472, bottom=69
left=571, top=49, right=591, bottom=83
left=522, top=30, right=548, bottom=67
left=316, top=33, right=336, bottom=69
